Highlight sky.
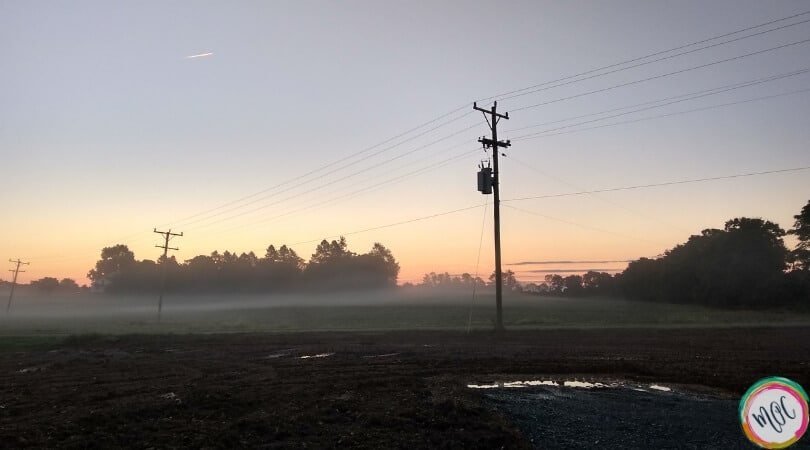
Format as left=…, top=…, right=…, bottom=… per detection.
left=2, top=1, right=809, bottom=286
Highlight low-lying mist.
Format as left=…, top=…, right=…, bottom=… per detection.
left=2, top=288, right=808, bottom=337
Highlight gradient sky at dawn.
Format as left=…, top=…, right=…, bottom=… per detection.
left=2, top=1, right=809, bottom=285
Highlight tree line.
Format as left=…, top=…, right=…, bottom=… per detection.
left=411, top=269, right=616, bottom=297
left=416, top=200, right=810, bottom=310
left=87, top=237, right=400, bottom=294
left=619, top=200, right=810, bottom=309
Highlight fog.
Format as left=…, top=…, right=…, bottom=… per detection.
left=0, top=287, right=510, bottom=335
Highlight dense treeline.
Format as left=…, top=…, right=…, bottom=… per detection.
left=88, top=237, right=400, bottom=294
left=619, top=200, right=810, bottom=309
left=417, top=200, right=810, bottom=310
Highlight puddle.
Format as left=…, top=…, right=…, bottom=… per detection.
left=299, top=353, right=335, bottom=359
left=467, top=380, right=670, bottom=392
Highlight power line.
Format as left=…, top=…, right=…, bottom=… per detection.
left=290, top=205, right=484, bottom=246
left=482, top=10, right=810, bottom=103
left=502, top=204, right=665, bottom=246
left=503, top=166, right=810, bottom=203
left=155, top=12, right=810, bottom=234
left=19, top=13, right=810, bottom=271
left=510, top=37, right=810, bottom=113
left=161, top=108, right=475, bottom=230
left=502, top=153, right=693, bottom=235
left=504, top=67, right=810, bottom=135
left=215, top=83, right=806, bottom=250
left=182, top=124, right=481, bottom=233
left=152, top=13, right=810, bottom=236
left=511, top=87, right=810, bottom=141
left=203, top=146, right=481, bottom=237
left=497, top=18, right=810, bottom=105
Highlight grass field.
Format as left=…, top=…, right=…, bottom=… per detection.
left=1, top=290, right=808, bottom=337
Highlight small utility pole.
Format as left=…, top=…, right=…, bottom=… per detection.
left=474, top=101, right=511, bottom=332
left=154, top=228, right=182, bottom=321
left=6, top=259, right=30, bottom=314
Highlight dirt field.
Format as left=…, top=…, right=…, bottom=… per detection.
left=2, top=326, right=810, bottom=448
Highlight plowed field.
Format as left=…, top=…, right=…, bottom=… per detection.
left=2, top=327, right=809, bottom=448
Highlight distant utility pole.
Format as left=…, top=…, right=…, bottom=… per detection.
left=6, top=259, right=30, bottom=314
left=154, top=228, right=183, bottom=322
left=474, top=101, right=511, bottom=332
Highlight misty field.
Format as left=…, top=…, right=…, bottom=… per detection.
left=1, top=290, right=807, bottom=336
left=4, top=291, right=810, bottom=448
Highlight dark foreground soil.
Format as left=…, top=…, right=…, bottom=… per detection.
left=2, top=326, right=810, bottom=449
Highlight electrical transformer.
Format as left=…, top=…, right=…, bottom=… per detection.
left=477, top=166, right=493, bottom=195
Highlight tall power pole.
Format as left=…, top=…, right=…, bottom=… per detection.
left=474, top=101, right=511, bottom=332
left=6, top=259, right=30, bottom=313
left=154, top=228, right=182, bottom=321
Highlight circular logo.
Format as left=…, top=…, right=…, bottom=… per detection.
left=740, top=377, right=809, bottom=448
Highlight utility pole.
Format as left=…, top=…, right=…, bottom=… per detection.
left=154, top=228, right=182, bottom=321
left=474, top=101, right=511, bottom=332
left=6, top=259, right=30, bottom=314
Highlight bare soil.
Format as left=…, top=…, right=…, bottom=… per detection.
left=2, top=326, right=809, bottom=448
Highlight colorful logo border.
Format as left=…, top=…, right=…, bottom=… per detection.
left=739, top=376, right=809, bottom=449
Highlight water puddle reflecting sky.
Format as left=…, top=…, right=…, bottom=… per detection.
left=467, top=380, right=672, bottom=392
left=299, top=353, right=335, bottom=359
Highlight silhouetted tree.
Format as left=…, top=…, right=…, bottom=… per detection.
left=304, top=238, right=400, bottom=291
left=620, top=217, right=792, bottom=308
left=418, top=271, right=486, bottom=290
left=544, top=274, right=564, bottom=293
left=31, top=277, right=60, bottom=294
left=365, top=243, right=400, bottom=287
left=87, top=239, right=397, bottom=294
left=88, top=244, right=136, bottom=284
left=789, top=200, right=810, bottom=271
left=310, top=237, right=354, bottom=264
left=259, top=244, right=304, bottom=291
left=563, top=275, right=584, bottom=295
left=59, top=278, right=80, bottom=291
left=489, top=270, right=519, bottom=291
left=183, top=254, right=220, bottom=292
left=582, top=271, right=615, bottom=294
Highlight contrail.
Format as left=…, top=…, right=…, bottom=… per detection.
left=185, top=52, right=213, bottom=59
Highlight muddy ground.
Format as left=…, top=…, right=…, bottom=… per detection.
left=2, top=326, right=809, bottom=449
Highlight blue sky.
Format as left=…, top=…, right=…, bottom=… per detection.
left=2, top=1, right=809, bottom=285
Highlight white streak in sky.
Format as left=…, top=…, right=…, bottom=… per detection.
left=185, top=52, right=213, bottom=59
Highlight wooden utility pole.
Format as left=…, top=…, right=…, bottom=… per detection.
left=6, top=259, right=29, bottom=313
left=154, top=228, right=182, bottom=321
left=474, top=101, right=511, bottom=332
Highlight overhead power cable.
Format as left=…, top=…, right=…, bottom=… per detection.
left=497, top=18, right=810, bottom=105
left=502, top=204, right=665, bottom=245
left=28, top=11, right=810, bottom=268
left=183, top=124, right=480, bottom=232
left=197, top=146, right=481, bottom=237
left=510, top=37, right=810, bottom=113
left=503, top=166, right=810, bottom=203
left=511, top=87, right=810, bottom=141
left=481, top=10, right=810, bottom=103
left=505, top=68, right=810, bottom=134
left=170, top=112, right=477, bottom=230
left=291, top=205, right=485, bottom=246
left=159, top=10, right=810, bottom=232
